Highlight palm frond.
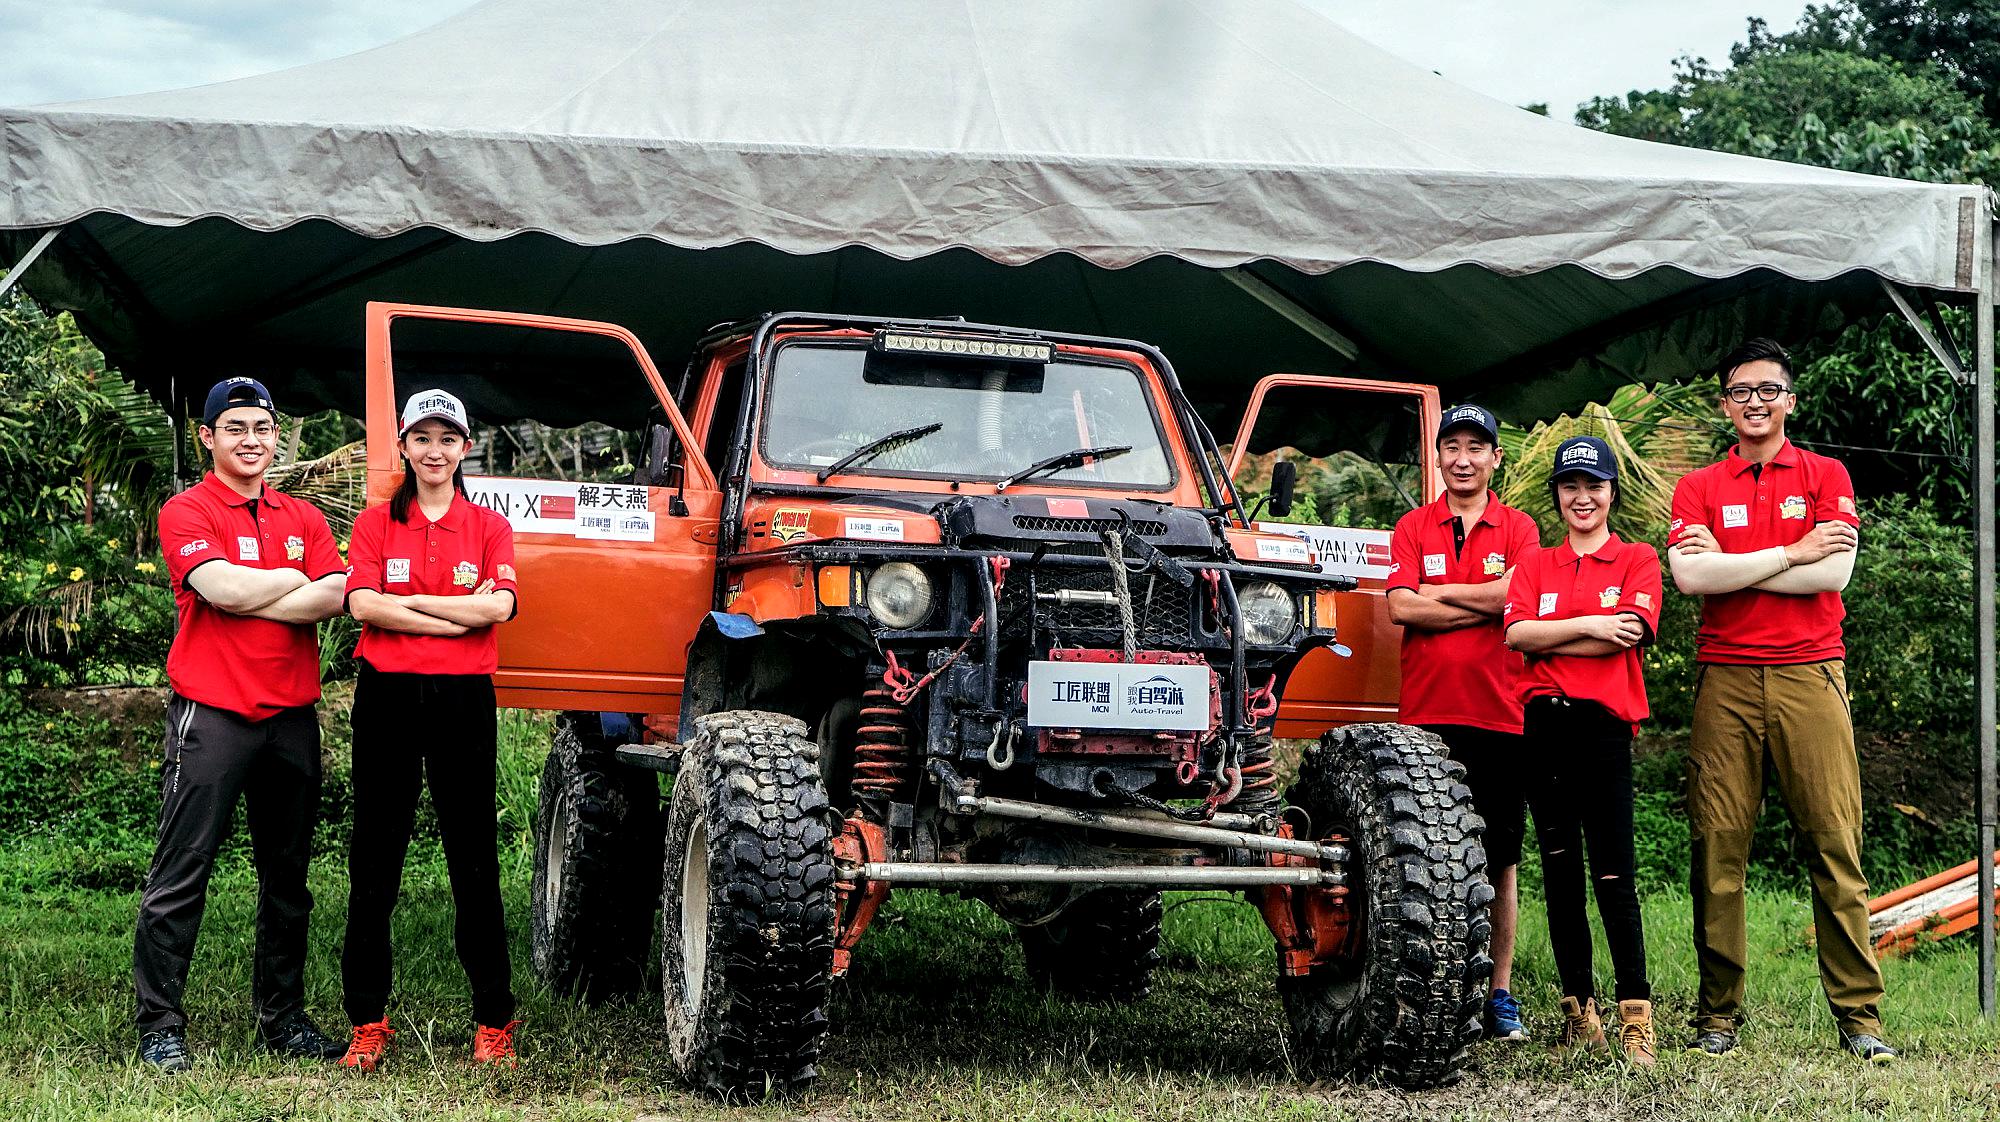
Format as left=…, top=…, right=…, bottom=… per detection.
left=267, top=440, right=368, bottom=539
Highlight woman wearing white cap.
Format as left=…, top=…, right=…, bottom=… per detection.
left=337, top=389, right=523, bottom=1071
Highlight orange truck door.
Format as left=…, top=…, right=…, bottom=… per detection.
left=1224, top=375, right=1441, bottom=737
left=363, top=302, right=722, bottom=714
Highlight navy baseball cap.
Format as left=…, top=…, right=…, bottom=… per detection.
left=202, top=377, right=276, bottom=428
left=1437, top=403, right=1500, bottom=445
left=1551, top=435, right=1618, bottom=481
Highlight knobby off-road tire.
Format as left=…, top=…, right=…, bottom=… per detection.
left=660, top=711, right=839, bottom=1102
left=1018, top=888, right=1164, bottom=1003
left=531, top=714, right=661, bottom=1003
left=1279, top=722, right=1493, bottom=1088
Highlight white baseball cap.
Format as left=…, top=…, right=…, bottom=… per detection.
left=399, top=388, right=470, bottom=436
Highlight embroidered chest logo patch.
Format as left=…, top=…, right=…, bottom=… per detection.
left=1721, top=504, right=1749, bottom=529
left=1780, top=495, right=1808, bottom=520
left=452, top=561, right=479, bottom=587
left=1600, top=586, right=1621, bottom=609
left=237, top=536, right=260, bottom=562
left=1423, top=553, right=1447, bottom=577
left=1482, top=551, right=1506, bottom=577
left=1538, top=592, right=1558, bottom=616
left=385, top=558, right=411, bottom=584
left=285, top=535, right=304, bottom=561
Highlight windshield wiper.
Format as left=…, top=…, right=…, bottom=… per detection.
left=816, top=422, right=944, bottom=483
left=994, top=445, right=1132, bottom=492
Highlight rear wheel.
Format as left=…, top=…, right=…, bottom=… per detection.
left=1279, top=722, right=1491, bottom=1088
left=1018, top=888, right=1164, bottom=1003
left=530, top=714, right=660, bottom=1002
left=660, top=711, right=839, bottom=1102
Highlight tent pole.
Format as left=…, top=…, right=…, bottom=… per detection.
left=0, top=227, right=62, bottom=300
left=1222, top=268, right=1361, bottom=362
left=1977, top=198, right=1996, bottom=1020
left=1878, top=278, right=1970, bottom=384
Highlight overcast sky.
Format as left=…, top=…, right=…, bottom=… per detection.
left=2, top=1, right=1811, bottom=118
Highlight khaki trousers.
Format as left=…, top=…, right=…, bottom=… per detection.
left=1687, top=660, right=1883, bottom=1036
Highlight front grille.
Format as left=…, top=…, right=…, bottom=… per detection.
left=1012, top=515, right=1169, bottom=537
left=1001, top=567, right=1194, bottom=647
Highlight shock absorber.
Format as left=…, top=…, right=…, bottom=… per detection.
left=850, top=677, right=916, bottom=816
left=1232, top=675, right=1282, bottom=813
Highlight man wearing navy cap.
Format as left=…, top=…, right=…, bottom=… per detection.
left=1386, top=402, right=1542, bottom=1042
left=134, top=378, right=349, bottom=1071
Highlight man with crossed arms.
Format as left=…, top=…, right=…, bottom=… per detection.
left=1668, top=337, right=1894, bottom=1063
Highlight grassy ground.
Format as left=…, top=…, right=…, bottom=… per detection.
left=0, top=709, right=1996, bottom=1120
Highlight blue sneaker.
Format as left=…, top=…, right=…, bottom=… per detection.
left=1484, top=988, right=1528, bottom=1042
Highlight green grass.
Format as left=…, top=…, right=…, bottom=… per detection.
left=0, top=709, right=1995, bottom=1119
left=0, top=854, right=1996, bottom=1120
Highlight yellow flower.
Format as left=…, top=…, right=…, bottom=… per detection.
left=67, top=567, right=84, bottom=581
left=42, top=722, right=53, bottom=732
left=135, top=561, right=158, bottom=574
left=105, top=539, right=119, bottom=549
left=44, top=562, right=56, bottom=574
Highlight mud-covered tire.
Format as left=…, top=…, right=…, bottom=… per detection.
left=530, top=714, right=661, bottom=1002
left=1018, top=888, right=1164, bottom=1003
left=660, top=711, right=839, bottom=1102
left=1279, top=722, right=1492, bottom=1088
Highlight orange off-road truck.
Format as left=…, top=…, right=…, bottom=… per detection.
left=361, top=303, right=1483, bottom=1099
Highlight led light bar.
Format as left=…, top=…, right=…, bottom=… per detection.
left=876, top=331, right=1054, bottom=363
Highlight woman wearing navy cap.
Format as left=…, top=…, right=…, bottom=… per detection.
left=1502, top=435, right=1663, bottom=1066
left=338, top=389, right=522, bottom=1071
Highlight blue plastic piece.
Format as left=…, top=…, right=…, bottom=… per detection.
left=708, top=610, right=765, bottom=639
left=597, top=712, right=634, bottom=742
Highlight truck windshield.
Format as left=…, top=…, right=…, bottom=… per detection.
left=762, top=343, right=1175, bottom=487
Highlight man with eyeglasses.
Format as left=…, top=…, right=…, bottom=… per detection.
left=135, top=378, right=349, bottom=1072
left=1667, top=338, right=1894, bottom=1063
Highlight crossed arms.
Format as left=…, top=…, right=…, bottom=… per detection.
left=186, top=562, right=345, bottom=624
left=1668, top=521, right=1856, bottom=596
left=1387, top=573, right=1512, bottom=632
left=348, top=581, right=515, bottom=637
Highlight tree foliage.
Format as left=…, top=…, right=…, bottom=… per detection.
left=1577, top=46, right=2000, bottom=185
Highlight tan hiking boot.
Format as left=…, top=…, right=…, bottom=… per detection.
left=1557, top=996, right=1608, bottom=1052
left=1616, top=999, right=1656, bottom=1066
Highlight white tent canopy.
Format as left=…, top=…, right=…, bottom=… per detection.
left=0, top=0, right=1987, bottom=424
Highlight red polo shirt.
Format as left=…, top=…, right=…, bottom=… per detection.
left=1503, top=533, right=1662, bottom=728
left=345, top=494, right=518, bottom=675
left=1669, top=440, right=1859, bottom=665
left=158, top=472, right=345, bottom=721
left=1387, top=492, right=1543, bottom=734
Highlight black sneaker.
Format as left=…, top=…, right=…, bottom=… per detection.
left=261, top=1012, right=345, bottom=1061
left=139, top=1027, right=192, bottom=1073
left=1686, top=1029, right=1739, bottom=1056
left=1840, top=1031, right=1899, bottom=1064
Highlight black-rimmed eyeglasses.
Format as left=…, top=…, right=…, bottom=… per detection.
left=1723, top=383, right=1790, bottom=404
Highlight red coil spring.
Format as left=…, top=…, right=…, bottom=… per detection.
left=1235, top=754, right=1278, bottom=802
left=850, top=687, right=915, bottom=803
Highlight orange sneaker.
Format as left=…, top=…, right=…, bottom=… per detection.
left=472, top=1020, right=521, bottom=1067
left=339, top=1020, right=394, bottom=1072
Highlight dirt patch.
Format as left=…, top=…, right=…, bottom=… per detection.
left=21, top=685, right=167, bottom=767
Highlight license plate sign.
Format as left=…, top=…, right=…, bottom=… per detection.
left=1026, top=660, right=1211, bottom=731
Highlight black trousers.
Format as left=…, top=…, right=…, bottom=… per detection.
left=1523, top=696, right=1651, bottom=1004
left=341, top=664, right=513, bottom=1028
left=134, top=694, right=321, bottom=1036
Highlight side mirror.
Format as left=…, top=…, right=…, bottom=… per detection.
left=644, top=424, right=673, bottom=484
left=1269, top=459, right=1297, bottom=519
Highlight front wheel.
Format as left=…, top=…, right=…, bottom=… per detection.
left=1279, top=722, right=1492, bottom=1088
left=660, top=711, right=839, bottom=1102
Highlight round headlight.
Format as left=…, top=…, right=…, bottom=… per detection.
left=865, top=562, right=934, bottom=630
left=1239, top=581, right=1297, bottom=645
